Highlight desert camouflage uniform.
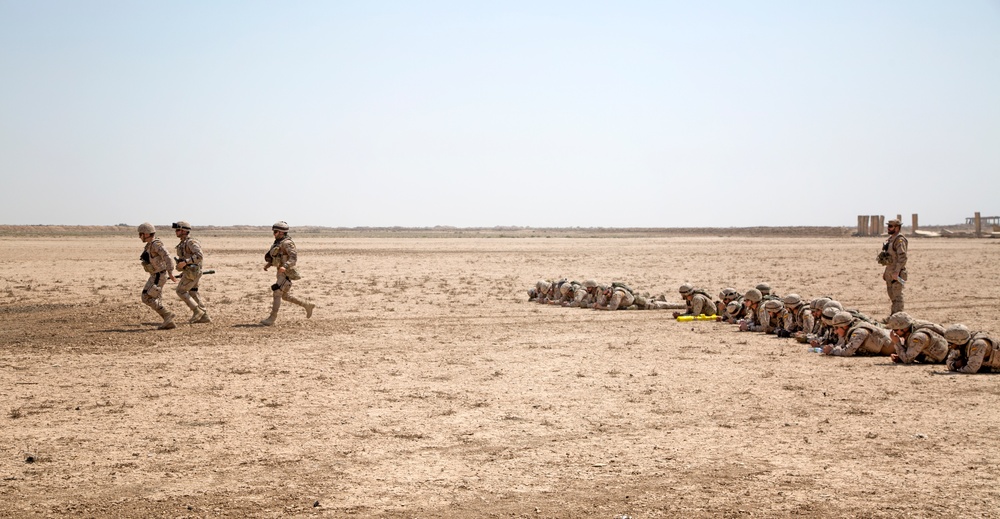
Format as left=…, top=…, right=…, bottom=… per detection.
left=946, top=333, right=999, bottom=374
left=141, top=237, right=174, bottom=325
left=883, top=232, right=908, bottom=314
left=681, top=290, right=717, bottom=316
left=789, top=306, right=812, bottom=334
left=725, top=300, right=751, bottom=322
left=893, top=326, right=949, bottom=364
left=760, top=303, right=787, bottom=335
left=828, top=322, right=893, bottom=357
left=608, top=287, right=636, bottom=310
left=261, top=229, right=315, bottom=325
left=175, top=235, right=208, bottom=322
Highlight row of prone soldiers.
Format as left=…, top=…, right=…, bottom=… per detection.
left=527, top=279, right=685, bottom=311
left=528, top=280, right=999, bottom=374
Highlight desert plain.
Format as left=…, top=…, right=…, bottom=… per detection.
left=1, top=227, right=999, bottom=518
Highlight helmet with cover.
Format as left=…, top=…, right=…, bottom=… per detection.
left=943, top=324, right=971, bottom=344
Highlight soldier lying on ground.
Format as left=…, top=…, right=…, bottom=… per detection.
left=885, top=312, right=949, bottom=364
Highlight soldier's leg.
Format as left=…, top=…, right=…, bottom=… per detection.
left=176, top=276, right=205, bottom=323
left=143, top=274, right=175, bottom=329
left=888, top=280, right=904, bottom=314
left=189, top=288, right=211, bottom=323
left=281, top=280, right=315, bottom=319
left=260, top=276, right=285, bottom=326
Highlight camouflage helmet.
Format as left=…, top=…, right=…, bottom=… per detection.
left=755, top=283, right=772, bottom=295
left=887, top=218, right=902, bottom=226
left=726, top=301, right=742, bottom=315
left=272, top=221, right=290, bottom=232
left=559, top=283, right=574, bottom=296
left=782, top=294, right=802, bottom=307
left=744, top=288, right=763, bottom=302
left=810, top=297, right=831, bottom=311
left=536, top=280, right=551, bottom=293
left=583, top=279, right=598, bottom=289
left=137, top=222, right=156, bottom=234
left=678, top=283, right=694, bottom=295
left=821, top=305, right=840, bottom=321
left=823, top=300, right=844, bottom=311
left=719, top=287, right=738, bottom=300
left=832, top=311, right=854, bottom=327
left=172, top=220, right=192, bottom=231
left=943, top=324, right=971, bottom=344
left=763, top=299, right=783, bottom=312
left=884, top=312, right=914, bottom=331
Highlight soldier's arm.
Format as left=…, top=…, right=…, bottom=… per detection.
left=897, top=333, right=927, bottom=364
left=956, top=340, right=987, bottom=374
left=831, top=329, right=868, bottom=357
left=893, top=238, right=908, bottom=275
left=282, top=241, right=297, bottom=269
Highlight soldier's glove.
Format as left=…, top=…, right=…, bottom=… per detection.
left=776, top=329, right=792, bottom=338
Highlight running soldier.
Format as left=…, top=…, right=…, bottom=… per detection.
left=137, top=222, right=176, bottom=330
left=172, top=221, right=210, bottom=324
left=260, top=221, right=315, bottom=326
left=885, top=312, right=948, bottom=364
left=822, top=311, right=893, bottom=356
left=944, top=325, right=1000, bottom=374
left=878, top=218, right=908, bottom=317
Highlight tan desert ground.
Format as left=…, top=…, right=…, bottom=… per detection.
left=2, top=227, right=999, bottom=518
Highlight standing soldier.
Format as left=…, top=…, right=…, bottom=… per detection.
left=137, top=222, right=176, bottom=330
left=878, top=218, right=908, bottom=317
left=260, top=221, right=315, bottom=326
left=172, top=221, right=209, bottom=324
left=944, top=325, right=1000, bottom=374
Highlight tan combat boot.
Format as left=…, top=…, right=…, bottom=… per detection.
left=285, top=294, right=315, bottom=319
left=156, top=308, right=176, bottom=330
left=260, top=295, right=281, bottom=326
left=190, top=292, right=211, bottom=323
left=180, top=293, right=206, bottom=324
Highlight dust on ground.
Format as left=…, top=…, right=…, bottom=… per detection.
left=2, top=230, right=999, bottom=518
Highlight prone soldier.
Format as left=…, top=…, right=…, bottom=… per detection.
left=137, top=222, right=176, bottom=330
left=737, top=288, right=764, bottom=331
left=595, top=284, right=635, bottom=311
left=778, top=294, right=811, bottom=338
left=944, top=324, right=1000, bottom=374
left=760, top=299, right=787, bottom=335
left=885, top=312, right=948, bottom=364
left=673, top=284, right=717, bottom=318
left=822, top=311, right=893, bottom=356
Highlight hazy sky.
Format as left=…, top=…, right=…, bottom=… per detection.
left=2, top=1, right=998, bottom=227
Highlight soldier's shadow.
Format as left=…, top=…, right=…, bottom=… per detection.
left=233, top=323, right=268, bottom=328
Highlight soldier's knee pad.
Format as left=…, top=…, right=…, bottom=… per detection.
left=189, top=287, right=198, bottom=292
left=271, top=283, right=281, bottom=292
